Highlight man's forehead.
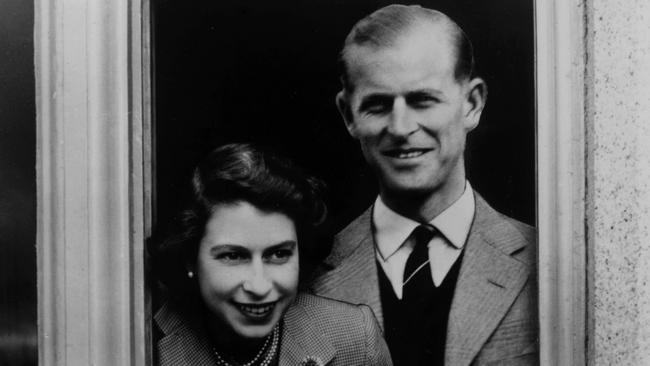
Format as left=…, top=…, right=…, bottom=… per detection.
left=345, top=25, right=457, bottom=88
left=351, top=21, right=452, bottom=56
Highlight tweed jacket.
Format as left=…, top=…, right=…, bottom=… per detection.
left=154, top=292, right=393, bottom=366
left=309, top=192, right=538, bottom=366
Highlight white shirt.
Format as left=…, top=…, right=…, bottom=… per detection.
left=372, top=182, right=476, bottom=299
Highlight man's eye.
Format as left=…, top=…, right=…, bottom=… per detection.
left=364, top=103, right=391, bottom=114
left=407, top=94, right=439, bottom=109
left=360, top=97, right=393, bottom=115
left=265, top=249, right=294, bottom=264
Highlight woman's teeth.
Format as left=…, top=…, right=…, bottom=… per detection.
left=237, top=303, right=275, bottom=316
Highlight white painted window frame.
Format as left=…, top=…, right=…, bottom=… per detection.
left=536, top=0, right=588, bottom=365
left=35, top=0, right=152, bottom=364
left=35, top=0, right=587, bottom=364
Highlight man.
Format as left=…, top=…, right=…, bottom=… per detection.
left=309, top=5, right=537, bottom=366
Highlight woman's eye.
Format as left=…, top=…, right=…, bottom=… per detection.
left=215, top=251, right=246, bottom=263
left=265, top=249, right=294, bottom=264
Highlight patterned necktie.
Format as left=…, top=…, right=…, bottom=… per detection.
left=402, top=224, right=437, bottom=301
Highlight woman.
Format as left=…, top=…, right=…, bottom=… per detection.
left=150, top=143, right=392, bottom=366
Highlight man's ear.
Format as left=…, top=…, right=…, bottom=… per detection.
left=463, top=77, right=487, bottom=132
left=336, top=90, right=358, bottom=138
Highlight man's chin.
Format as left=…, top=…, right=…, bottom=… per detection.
left=381, top=180, right=437, bottom=199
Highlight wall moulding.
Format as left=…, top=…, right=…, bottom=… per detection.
left=535, top=0, right=588, bottom=365
left=35, top=0, right=151, bottom=364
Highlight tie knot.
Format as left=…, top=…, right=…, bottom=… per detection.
left=413, top=224, right=437, bottom=246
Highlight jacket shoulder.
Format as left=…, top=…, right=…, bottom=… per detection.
left=292, top=294, right=391, bottom=365
left=501, top=214, right=537, bottom=268
left=474, top=192, right=537, bottom=266
left=328, top=207, right=373, bottom=261
left=294, top=293, right=369, bottom=324
left=501, top=214, right=536, bottom=245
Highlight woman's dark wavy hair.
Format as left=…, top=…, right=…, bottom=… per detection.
left=150, top=143, right=328, bottom=300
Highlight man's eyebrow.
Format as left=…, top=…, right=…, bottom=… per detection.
left=406, top=89, right=444, bottom=97
left=404, top=89, right=448, bottom=103
left=359, top=89, right=444, bottom=103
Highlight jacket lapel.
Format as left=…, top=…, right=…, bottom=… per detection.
left=445, top=194, right=531, bottom=366
left=279, top=296, right=337, bottom=365
left=311, top=207, right=384, bottom=326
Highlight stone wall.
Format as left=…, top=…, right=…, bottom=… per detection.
left=589, top=1, right=650, bottom=364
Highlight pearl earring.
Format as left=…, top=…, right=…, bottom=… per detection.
left=187, top=271, right=194, bottom=278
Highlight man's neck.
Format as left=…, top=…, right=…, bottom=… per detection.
left=380, top=180, right=466, bottom=223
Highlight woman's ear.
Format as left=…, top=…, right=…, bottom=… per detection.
left=336, top=90, right=358, bottom=138
left=463, top=77, right=488, bottom=132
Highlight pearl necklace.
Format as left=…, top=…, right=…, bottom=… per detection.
left=213, top=324, right=280, bottom=366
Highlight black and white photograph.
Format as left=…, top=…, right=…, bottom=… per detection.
left=3, top=0, right=650, bottom=365
left=151, top=1, right=536, bottom=365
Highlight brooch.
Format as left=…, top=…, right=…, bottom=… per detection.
left=300, top=356, right=324, bottom=366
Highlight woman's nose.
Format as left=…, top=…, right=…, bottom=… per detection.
left=386, top=98, right=418, bottom=137
left=241, top=262, right=273, bottom=298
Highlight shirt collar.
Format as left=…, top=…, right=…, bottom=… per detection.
left=373, top=182, right=475, bottom=260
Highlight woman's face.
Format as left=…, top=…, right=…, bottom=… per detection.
left=195, top=201, right=299, bottom=340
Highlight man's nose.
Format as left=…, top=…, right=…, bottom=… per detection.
left=386, top=98, right=418, bottom=137
left=242, top=261, right=273, bottom=298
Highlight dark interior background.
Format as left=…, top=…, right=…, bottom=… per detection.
left=153, top=0, right=535, bottom=234
left=0, top=0, right=37, bottom=365
left=0, top=1, right=531, bottom=365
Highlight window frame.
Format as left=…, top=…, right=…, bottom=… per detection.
left=35, top=0, right=587, bottom=364
left=36, top=0, right=152, bottom=364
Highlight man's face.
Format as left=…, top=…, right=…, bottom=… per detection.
left=338, top=24, right=484, bottom=201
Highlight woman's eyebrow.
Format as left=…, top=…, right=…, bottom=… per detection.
left=208, top=244, right=245, bottom=254
left=207, top=241, right=296, bottom=254
left=264, top=240, right=297, bottom=251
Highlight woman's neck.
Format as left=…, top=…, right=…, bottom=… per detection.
left=204, top=311, right=268, bottom=364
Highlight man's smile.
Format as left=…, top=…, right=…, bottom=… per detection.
left=382, top=148, right=433, bottom=159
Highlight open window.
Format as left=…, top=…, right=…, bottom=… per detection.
left=35, top=0, right=587, bottom=364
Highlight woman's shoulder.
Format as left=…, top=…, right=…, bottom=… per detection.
left=284, top=293, right=392, bottom=365
left=287, top=293, right=378, bottom=341
left=292, top=293, right=371, bottom=319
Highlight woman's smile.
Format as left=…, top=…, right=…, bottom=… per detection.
left=232, top=300, right=278, bottom=320
left=196, top=201, right=299, bottom=340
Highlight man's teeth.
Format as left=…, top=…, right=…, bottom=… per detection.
left=238, top=303, right=274, bottom=315
left=394, top=150, right=425, bottom=158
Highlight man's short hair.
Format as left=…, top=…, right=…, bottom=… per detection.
left=340, top=4, right=475, bottom=92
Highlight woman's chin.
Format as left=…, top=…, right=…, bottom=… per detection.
left=232, top=323, right=277, bottom=340
left=228, top=295, right=295, bottom=340
left=227, top=305, right=282, bottom=339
